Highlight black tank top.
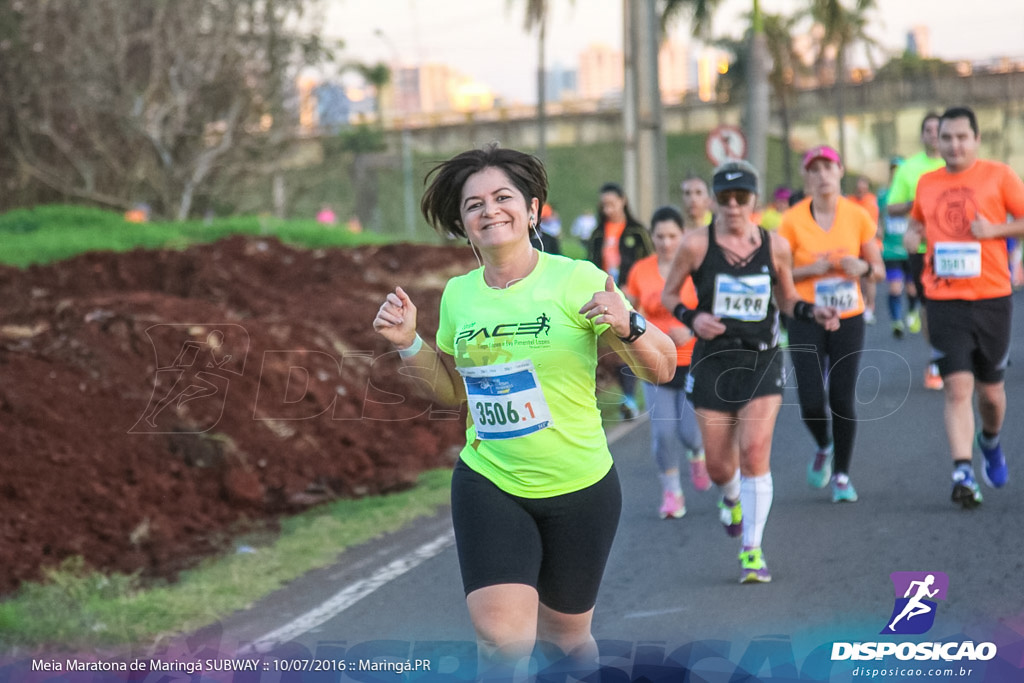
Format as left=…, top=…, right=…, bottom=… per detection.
left=692, top=222, right=780, bottom=354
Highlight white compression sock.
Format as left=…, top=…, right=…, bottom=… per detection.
left=741, top=473, right=773, bottom=550
left=720, top=469, right=741, bottom=502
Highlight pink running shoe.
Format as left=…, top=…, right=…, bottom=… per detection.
left=688, top=451, right=712, bottom=491
left=659, top=491, right=686, bottom=519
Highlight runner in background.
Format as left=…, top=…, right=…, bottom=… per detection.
left=759, top=186, right=792, bottom=231
left=624, top=205, right=712, bottom=520
left=877, top=156, right=923, bottom=339
left=849, top=176, right=881, bottom=324
left=680, top=175, right=714, bottom=232
left=662, top=160, right=840, bottom=583
left=904, top=106, right=1024, bottom=508
left=586, top=182, right=655, bottom=420
left=779, top=146, right=884, bottom=503
left=888, top=112, right=946, bottom=390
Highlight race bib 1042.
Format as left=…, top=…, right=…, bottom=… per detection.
left=814, top=277, right=858, bottom=313
left=712, top=273, right=772, bottom=321
left=458, top=359, right=553, bottom=440
left=933, top=242, right=982, bottom=278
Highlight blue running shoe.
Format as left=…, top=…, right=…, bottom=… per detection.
left=951, top=467, right=983, bottom=509
left=830, top=473, right=859, bottom=503
left=977, top=433, right=1008, bottom=488
left=807, top=444, right=833, bottom=489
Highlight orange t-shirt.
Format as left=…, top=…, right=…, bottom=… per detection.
left=624, top=254, right=697, bottom=367
left=849, top=192, right=879, bottom=224
left=911, top=160, right=1024, bottom=301
left=601, top=221, right=626, bottom=273
left=778, top=196, right=877, bottom=318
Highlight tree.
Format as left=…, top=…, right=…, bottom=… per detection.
left=874, top=52, right=958, bottom=81
left=762, top=11, right=808, bottom=187
left=809, top=0, right=881, bottom=174
left=516, top=0, right=552, bottom=161
left=662, top=0, right=769, bottom=193
left=351, top=61, right=391, bottom=123
left=0, top=0, right=336, bottom=219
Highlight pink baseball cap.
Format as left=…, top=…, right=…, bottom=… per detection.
left=802, top=145, right=842, bottom=170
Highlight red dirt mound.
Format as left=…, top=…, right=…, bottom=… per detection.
left=0, top=236, right=478, bottom=594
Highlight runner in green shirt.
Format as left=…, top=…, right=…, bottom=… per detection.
left=887, top=112, right=946, bottom=389
left=373, top=144, right=675, bottom=678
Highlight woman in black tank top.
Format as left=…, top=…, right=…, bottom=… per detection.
left=659, top=160, right=840, bottom=585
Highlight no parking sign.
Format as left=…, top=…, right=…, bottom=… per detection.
left=705, top=124, right=748, bottom=166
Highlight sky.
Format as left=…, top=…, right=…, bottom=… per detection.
left=322, top=0, right=1024, bottom=104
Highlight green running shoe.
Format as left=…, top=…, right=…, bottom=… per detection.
left=739, top=547, right=772, bottom=584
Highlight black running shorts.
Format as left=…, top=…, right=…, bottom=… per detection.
left=449, top=459, right=621, bottom=615
left=926, top=296, right=1012, bottom=383
left=686, top=344, right=785, bottom=412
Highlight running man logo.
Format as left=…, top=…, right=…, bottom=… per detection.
left=130, top=324, right=250, bottom=434
left=881, top=571, right=949, bottom=635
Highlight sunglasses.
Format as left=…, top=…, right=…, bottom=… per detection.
left=715, top=189, right=753, bottom=206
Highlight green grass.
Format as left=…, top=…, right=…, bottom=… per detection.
left=0, top=205, right=401, bottom=268
left=0, top=468, right=453, bottom=652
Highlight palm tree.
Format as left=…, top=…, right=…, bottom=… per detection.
left=762, top=11, right=806, bottom=187
left=809, top=0, right=880, bottom=175
left=353, top=61, right=391, bottom=124
left=662, top=0, right=769, bottom=193
left=515, top=0, right=559, bottom=162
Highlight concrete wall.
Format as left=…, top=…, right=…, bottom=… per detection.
left=383, top=71, right=1024, bottom=183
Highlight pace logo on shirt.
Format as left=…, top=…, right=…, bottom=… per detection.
left=454, top=313, right=552, bottom=346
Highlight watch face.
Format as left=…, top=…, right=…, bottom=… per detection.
left=634, top=313, right=646, bottom=333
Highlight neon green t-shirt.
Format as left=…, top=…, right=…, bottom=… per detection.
left=888, top=152, right=946, bottom=254
left=436, top=252, right=623, bottom=498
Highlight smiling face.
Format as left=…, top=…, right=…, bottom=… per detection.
left=460, top=166, right=537, bottom=250
left=938, top=116, right=980, bottom=172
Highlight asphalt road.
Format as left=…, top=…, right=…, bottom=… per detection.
left=210, top=293, right=1024, bottom=682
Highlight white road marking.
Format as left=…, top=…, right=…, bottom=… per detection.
left=242, top=530, right=455, bottom=653
left=240, top=415, right=645, bottom=654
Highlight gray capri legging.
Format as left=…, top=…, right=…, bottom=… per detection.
left=642, top=365, right=703, bottom=473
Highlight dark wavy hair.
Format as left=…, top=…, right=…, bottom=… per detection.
left=649, top=205, right=684, bottom=231
left=420, top=143, right=548, bottom=239
left=596, top=181, right=643, bottom=229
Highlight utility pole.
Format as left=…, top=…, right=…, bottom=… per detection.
left=376, top=28, right=417, bottom=237
left=624, top=0, right=667, bottom=223
left=745, top=0, right=769, bottom=196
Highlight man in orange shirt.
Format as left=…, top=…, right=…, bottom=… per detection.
left=904, top=106, right=1024, bottom=508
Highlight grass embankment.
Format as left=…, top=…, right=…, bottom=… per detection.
left=0, top=470, right=452, bottom=651
left=0, top=204, right=398, bottom=268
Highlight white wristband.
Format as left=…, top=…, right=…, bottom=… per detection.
left=398, top=333, right=424, bottom=359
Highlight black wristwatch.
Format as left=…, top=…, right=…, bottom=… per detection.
left=618, top=311, right=648, bottom=343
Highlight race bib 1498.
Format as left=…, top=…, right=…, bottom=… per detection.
left=712, top=273, right=772, bottom=321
